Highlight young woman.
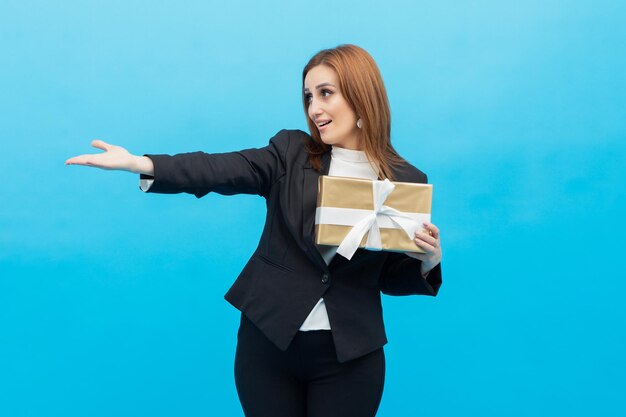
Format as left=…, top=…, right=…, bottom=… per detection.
left=66, top=44, right=443, bottom=417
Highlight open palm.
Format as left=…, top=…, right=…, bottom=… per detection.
left=66, top=140, right=138, bottom=172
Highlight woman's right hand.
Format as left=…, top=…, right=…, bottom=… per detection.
left=65, top=140, right=154, bottom=175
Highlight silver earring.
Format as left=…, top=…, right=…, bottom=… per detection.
left=356, top=118, right=362, bottom=128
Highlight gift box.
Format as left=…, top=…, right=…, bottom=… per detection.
left=314, top=176, right=432, bottom=260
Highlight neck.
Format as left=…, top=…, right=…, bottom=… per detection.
left=332, top=139, right=361, bottom=151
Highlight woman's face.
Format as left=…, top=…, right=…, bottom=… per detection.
left=304, top=65, right=360, bottom=150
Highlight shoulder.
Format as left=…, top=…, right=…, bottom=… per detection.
left=269, top=129, right=311, bottom=147
left=392, top=158, right=429, bottom=184
left=268, top=129, right=313, bottom=165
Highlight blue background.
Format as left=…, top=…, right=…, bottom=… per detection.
left=1, top=1, right=625, bottom=416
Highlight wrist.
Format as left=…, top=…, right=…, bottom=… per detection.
left=420, top=261, right=435, bottom=276
left=132, top=156, right=154, bottom=176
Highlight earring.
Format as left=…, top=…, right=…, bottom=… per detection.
left=356, top=118, right=362, bottom=128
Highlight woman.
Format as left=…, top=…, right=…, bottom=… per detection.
left=66, top=44, right=442, bottom=417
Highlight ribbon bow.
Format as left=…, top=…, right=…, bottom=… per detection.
left=336, top=179, right=419, bottom=260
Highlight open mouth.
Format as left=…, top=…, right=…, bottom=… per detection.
left=318, top=120, right=332, bottom=127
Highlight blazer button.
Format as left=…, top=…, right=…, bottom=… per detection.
left=321, top=273, right=329, bottom=284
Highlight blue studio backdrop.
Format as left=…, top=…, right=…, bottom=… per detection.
left=1, top=1, right=625, bottom=416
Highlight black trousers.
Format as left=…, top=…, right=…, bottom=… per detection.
left=234, top=314, right=385, bottom=417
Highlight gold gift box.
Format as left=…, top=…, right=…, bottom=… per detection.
left=314, top=176, right=432, bottom=253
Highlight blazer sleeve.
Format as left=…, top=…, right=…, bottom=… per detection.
left=379, top=253, right=442, bottom=296
left=139, top=130, right=289, bottom=198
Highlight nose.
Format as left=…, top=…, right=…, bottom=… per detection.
left=308, top=99, right=323, bottom=121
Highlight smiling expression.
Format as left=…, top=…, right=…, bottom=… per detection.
left=303, top=65, right=361, bottom=150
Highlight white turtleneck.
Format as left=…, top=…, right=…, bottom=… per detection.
left=298, top=146, right=380, bottom=331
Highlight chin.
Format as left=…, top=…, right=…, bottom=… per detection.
left=318, top=133, right=339, bottom=146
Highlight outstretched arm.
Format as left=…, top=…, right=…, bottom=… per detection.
left=65, top=140, right=154, bottom=176
left=67, top=130, right=290, bottom=198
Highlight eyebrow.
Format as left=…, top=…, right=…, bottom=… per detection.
left=303, top=82, right=336, bottom=92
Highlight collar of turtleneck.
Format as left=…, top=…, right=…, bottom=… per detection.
left=330, top=146, right=369, bottom=163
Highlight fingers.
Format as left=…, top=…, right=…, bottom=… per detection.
left=410, top=222, right=443, bottom=269
left=423, top=222, right=440, bottom=239
left=91, top=139, right=111, bottom=151
left=65, top=140, right=111, bottom=166
left=415, top=232, right=437, bottom=248
left=413, top=236, right=436, bottom=254
left=413, top=221, right=442, bottom=255
left=65, top=154, right=94, bottom=166
left=414, top=230, right=439, bottom=249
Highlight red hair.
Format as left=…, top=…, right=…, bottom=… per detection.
left=302, top=44, right=405, bottom=179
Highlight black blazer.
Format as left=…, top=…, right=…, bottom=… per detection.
left=142, top=129, right=442, bottom=362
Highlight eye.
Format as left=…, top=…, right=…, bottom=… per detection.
left=321, top=89, right=333, bottom=97
left=304, top=92, right=312, bottom=103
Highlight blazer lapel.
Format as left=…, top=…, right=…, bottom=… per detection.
left=301, top=151, right=331, bottom=271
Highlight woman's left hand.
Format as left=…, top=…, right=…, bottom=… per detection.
left=405, top=222, right=442, bottom=276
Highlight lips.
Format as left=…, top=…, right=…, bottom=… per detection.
left=317, top=120, right=332, bottom=133
left=317, top=120, right=332, bottom=129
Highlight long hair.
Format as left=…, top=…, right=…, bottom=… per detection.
left=302, top=44, right=405, bottom=180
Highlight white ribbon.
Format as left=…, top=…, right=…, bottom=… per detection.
left=315, top=179, right=427, bottom=260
